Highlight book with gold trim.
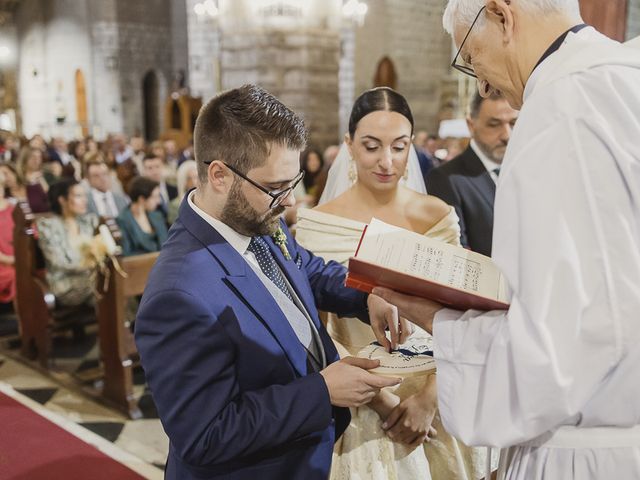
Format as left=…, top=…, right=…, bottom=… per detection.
left=346, top=218, right=509, bottom=311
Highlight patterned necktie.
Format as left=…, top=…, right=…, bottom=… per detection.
left=103, top=193, right=114, bottom=217
left=248, top=236, right=322, bottom=372
left=247, top=237, right=295, bottom=303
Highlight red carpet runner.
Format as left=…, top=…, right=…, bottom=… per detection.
left=0, top=391, right=147, bottom=479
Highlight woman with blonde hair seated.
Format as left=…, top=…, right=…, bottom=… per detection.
left=16, top=147, right=52, bottom=212
left=167, top=159, right=197, bottom=224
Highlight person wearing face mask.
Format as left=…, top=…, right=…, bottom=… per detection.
left=427, top=91, right=518, bottom=257
left=369, top=2, right=640, bottom=480
left=35, top=179, right=97, bottom=307
left=134, top=84, right=406, bottom=480
left=296, top=87, right=490, bottom=480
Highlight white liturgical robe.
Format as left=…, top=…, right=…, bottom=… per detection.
left=433, top=27, right=640, bottom=480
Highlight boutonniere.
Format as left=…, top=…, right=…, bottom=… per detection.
left=272, top=226, right=291, bottom=260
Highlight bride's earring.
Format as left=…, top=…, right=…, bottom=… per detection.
left=349, top=158, right=358, bottom=184
left=402, top=165, right=409, bottom=181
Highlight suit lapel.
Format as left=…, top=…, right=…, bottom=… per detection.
left=225, top=273, right=308, bottom=377
left=264, top=234, right=340, bottom=365
left=462, top=149, right=496, bottom=208
left=178, top=199, right=309, bottom=377
left=264, top=235, right=321, bottom=331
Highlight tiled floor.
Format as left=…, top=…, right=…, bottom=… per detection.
left=0, top=311, right=169, bottom=477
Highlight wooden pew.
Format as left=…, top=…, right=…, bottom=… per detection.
left=13, top=202, right=52, bottom=366
left=96, top=251, right=159, bottom=419
left=13, top=202, right=95, bottom=367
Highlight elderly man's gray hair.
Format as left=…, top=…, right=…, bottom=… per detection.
left=443, top=0, right=581, bottom=34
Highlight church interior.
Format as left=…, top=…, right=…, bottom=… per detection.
left=0, top=0, right=638, bottom=478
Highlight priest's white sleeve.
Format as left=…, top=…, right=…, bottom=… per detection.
left=431, top=103, right=637, bottom=448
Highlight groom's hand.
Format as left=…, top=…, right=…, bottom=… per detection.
left=372, top=288, right=443, bottom=335
left=368, top=294, right=413, bottom=352
left=320, top=357, right=402, bottom=408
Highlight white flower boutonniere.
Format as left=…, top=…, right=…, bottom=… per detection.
left=272, top=226, right=291, bottom=260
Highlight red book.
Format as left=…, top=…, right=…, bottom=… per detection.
left=346, top=219, right=509, bottom=311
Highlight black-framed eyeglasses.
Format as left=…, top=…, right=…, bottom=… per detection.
left=222, top=162, right=304, bottom=209
left=451, top=5, right=486, bottom=79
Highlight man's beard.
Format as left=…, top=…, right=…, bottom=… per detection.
left=475, top=138, right=508, bottom=164
left=220, top=182, right=285, bottom=237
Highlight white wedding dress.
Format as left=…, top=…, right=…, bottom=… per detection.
left=296, top=207, right=489, bottom=480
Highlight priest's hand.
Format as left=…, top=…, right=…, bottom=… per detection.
left=320, top=357, right=402, bottom=408
left=372, top=288, right=443, bottom=334
left=382, top=374, right=438, bottom=448
left=368, top=294, right=413, bottom=351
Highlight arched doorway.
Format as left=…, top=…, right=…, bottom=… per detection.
left=142, top=71, right=160, bottom=142
left=373, top=56, right=397, bottom=90
left=75, top=69, right=88, bottom=137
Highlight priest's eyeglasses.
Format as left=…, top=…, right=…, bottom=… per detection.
left=222, top=162, right=305, bottom=209
left=451, top=5, right=486, bottom=78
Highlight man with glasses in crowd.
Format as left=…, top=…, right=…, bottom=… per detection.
left=372, top=1, right=640, bottom=479
left=134, top=84, right=403, bottom=480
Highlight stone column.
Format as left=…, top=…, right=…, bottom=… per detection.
left=627, top=0, right=640, bottom=40
left=186, top=0, right=220, bottom=102
left=216, top=0, right=343, bottom=149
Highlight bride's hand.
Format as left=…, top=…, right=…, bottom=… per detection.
left=372, top=287, right=443, bottom=335
left=368, top=294, right=412, bottom=351
left=368, top=389, right=400, bottom=421
left=382, top=375, right=438, bottom=448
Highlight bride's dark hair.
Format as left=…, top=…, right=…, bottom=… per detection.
left=348, top=87, right=414, bottom=138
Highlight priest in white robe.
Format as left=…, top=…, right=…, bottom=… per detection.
left=370, top=1, right=640, bottom=479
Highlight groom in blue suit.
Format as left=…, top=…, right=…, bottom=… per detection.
left=135, top=85, right=401, bottom=480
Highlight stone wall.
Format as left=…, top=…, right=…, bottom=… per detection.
left=115, top=0, right=175, bottom=137
left=0, top=22, right=19, bottom=128
left=14, top=0, right=188, bottom=139
left=185, top=0, right=220, bottom=103
left=346, top=0, right=452, bottom=135
left=88, top=0, right=123, bottom=137
left=220, top=29, right=341, bottom=150
left=16, top=0, right=97, bottom=138
left=628, top=0, right=640, bottom=40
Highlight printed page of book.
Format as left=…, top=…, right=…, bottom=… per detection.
left=357, top=218, right=507, bottom=302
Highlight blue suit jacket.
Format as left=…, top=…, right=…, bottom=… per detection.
left=135, top=197, right=369, bottom=480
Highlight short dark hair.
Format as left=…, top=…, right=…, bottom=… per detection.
left=143, top=153, right=163, bottom=164
left=49, top=178, right=79, bottom=215
left=348, top=87, right=414, bottom=138
left=193, top=84, right=308, bottom=184
left=85, top=159, right=106, bottom=175
left=468, top=91, right=504, bottom=119
left=127, top=176, right=159, bottom=202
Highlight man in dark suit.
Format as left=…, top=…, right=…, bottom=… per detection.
left=426, top=92, right=518, bottom=256
left=85, top=160, right=129, bottom=218
left=135, top=85, right=401, bottom=480
left=142, top=153, right=177, bottom=220
left=47, top=137, right=77, bottom=178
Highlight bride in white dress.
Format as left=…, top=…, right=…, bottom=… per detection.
left=295, top=87, right=488, bottom=480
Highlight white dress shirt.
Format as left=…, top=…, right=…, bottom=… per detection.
left=159, top=181, right=171, bottom=208
left=187, top=191, right=324, bottom=366
left=91, top=188, right=119, bottom=217
left=470, top=139, right=501, bottom=184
